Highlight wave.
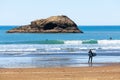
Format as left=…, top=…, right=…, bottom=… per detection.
left=98, top=40, right=120, bottom=44
left=0, top=40, right=120, bottom=55
left=1, top=40, right=120, bottom=44
left=0, top=40, right=64, bottom=44
left=65, top=40, right=120, bottom=44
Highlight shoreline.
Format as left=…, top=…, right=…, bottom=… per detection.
left=0, top=62, right=120, bottom=68
left=0, top=63, right=120, bottom=80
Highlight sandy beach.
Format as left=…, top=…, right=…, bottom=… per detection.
left=0, top=63, right=119, bottom=80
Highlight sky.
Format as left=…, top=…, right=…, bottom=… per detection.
left=0, top=0, right=120, bottom=25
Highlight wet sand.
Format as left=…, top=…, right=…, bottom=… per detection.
left=0, top=63, right=120, bottom=80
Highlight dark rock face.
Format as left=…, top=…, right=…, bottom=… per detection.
left=7, top=15, right=83, bottom=33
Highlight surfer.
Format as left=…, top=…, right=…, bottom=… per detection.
left=88, top=49, right=93, bottom=63
left=109, top=37, right=112, bottom=40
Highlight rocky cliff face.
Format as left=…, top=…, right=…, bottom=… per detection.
left=7, top=15, right=83, bottom=33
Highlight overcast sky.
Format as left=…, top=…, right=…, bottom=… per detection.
left=0, top=0, right=120, bottom=25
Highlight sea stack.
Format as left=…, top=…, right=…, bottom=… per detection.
left=7, top=15, right=83, bottom=33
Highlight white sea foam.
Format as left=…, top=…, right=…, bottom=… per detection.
left=0, top=48, right=37, bottom=52
left=98, top=40, right=120, bottom=44
left=64, top=40, right=120, bottom=44
left=0, top=40, right=120, bottom=54
left=64, top=40, right=82, bottom=44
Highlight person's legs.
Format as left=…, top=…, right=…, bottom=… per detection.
left=88, top=56, right=93, bottom=66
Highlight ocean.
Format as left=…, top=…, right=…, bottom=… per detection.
left=0, top=26, right=120, bottom=68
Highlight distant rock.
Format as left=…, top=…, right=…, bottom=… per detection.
left=7, top=15, right=83, bottom=33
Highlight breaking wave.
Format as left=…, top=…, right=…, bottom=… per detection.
left=0, top=40, right=120, bottom=55
left=0, top=39, right=120, bottom=44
